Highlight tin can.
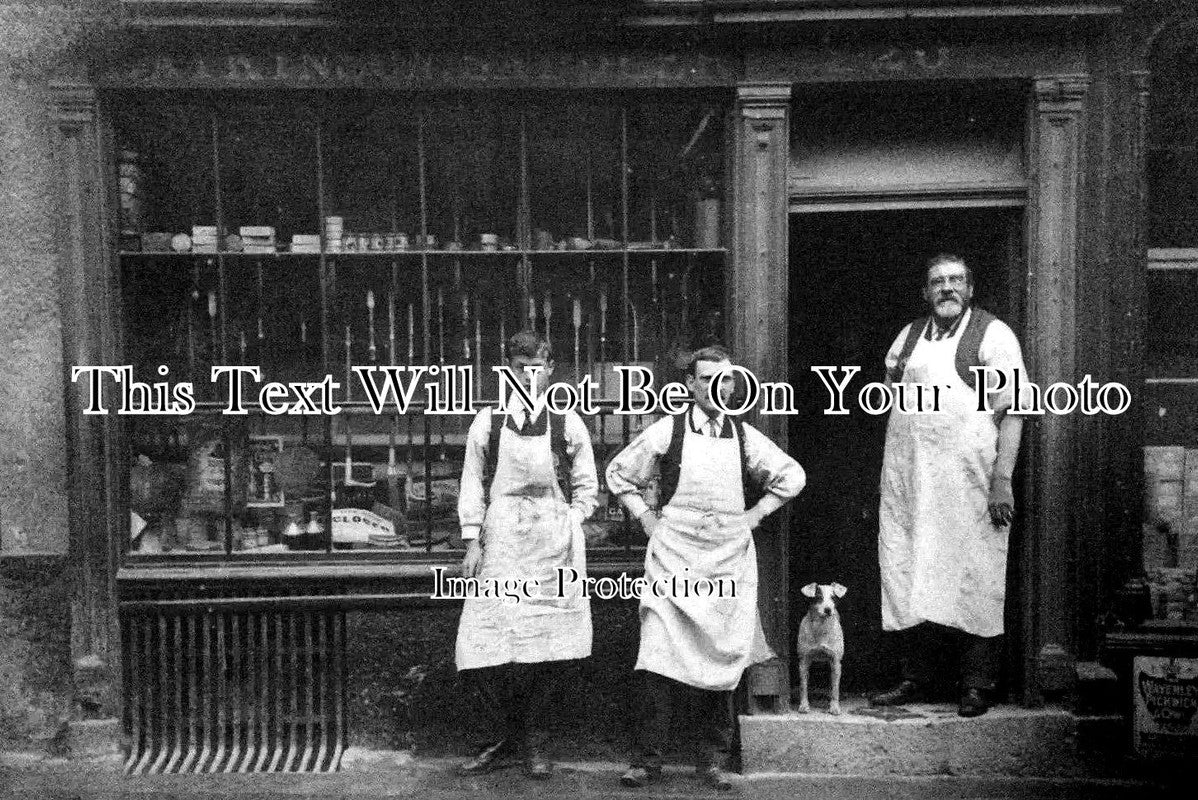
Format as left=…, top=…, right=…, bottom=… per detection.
left=343, top=234, right=358, bottom=253
left=370, top=233, right=385, bottom=251
left=395, top=233, right=410, bottom=251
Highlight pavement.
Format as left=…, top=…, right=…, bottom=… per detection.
left=0, top=753, right=1182, bottom=800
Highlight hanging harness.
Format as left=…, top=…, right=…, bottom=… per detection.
left=887, top=307, right=997, bottom=391
left=481, top=409, right=573, bottom=503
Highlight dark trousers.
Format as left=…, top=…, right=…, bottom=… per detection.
left=464, top=660, right=568, bottom=755
left=630, top=669, right=733, bottom=771
left=895, top=622, right=1001, bottom=693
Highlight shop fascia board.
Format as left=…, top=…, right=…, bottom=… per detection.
left=119, top=0, right=627, bottom=28
left=120, top=1, right=1125, bottom=29
left=633, top=0, right=1123, bottom=25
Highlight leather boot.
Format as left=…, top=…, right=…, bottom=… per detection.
left=868, top=679, right=927, bottom=707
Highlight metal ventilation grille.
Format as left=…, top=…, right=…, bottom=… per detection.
left=122, top=607, right=346, bottom=774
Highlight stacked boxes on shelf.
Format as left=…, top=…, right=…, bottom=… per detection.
left=290, top=234, right=321, bottom=253
left=240, top=225, right=277, bottom=254
left=1183, top=449, right=1198, bottom=569
left=1143, top=445, right=1198, bottom=620
left=191, top=225, right=218, bottom=253
left=324, top=216, right=343, bottom=252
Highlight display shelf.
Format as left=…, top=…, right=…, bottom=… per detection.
left=119, top=247, right=727, bottom=258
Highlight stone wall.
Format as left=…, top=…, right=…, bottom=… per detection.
left=0, top=0, right=118, bottom=751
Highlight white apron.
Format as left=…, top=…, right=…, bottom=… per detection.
left=636, top=425, right=772, bottom=691
left=879, top=332, right=1008, bottom=638
left=455, top=422, right=591, bottom=670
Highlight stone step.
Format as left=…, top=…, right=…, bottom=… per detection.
left=740, top=698, right=1129, bottom=779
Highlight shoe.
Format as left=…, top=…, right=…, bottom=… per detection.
left=525, top=748, right=553, bottom=780
left=620, top=766, right=661, bottom=788
left=458, top=740, right=513, bottom=775
left=869, top=679, right=927, bottom=707
left=697, top=764, right=733, bottom=791
left=958, top=687, right=991, bottom=717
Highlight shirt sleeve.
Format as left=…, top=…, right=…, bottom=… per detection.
left=565, top=412, right=599, bottom=523
left=883, top=323, right=914, bottom=386
left=741, top=423, right=806, bottom=517
left=457, top=408, right=492, bottom=541
left=604, top=416, right=673, bottom=520
left=977, top=319, right=1033, bottom=415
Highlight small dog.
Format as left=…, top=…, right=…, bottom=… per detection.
left=796, top=582, right=846, bottom=715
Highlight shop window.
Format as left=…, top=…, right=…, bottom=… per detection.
left=1143, top=28, right=1198, bottom=613
left=114, top=91, right=727, bottom=561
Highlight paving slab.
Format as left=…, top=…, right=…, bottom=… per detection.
left=0, top=752, right=1175, bottom=800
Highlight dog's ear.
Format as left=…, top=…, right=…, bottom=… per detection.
left=801, top=583, right=818, bottom=598
left=831, top=583, right=847, bottom=598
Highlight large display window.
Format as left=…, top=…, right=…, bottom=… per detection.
left=112, top=90, right=728, bottom=561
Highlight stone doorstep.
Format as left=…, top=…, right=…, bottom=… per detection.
left=740, top=698, right=1130, bottom=779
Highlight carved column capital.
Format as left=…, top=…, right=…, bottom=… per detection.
left=1033, top=75, right=1090, bottom=110
left=735, top=82, right=792, bottom=115
left=50, top=81, right=98, bottom=125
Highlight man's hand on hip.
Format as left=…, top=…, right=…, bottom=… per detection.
left=461, top=539, right=483, bottom=577
left=744, top=507, right=765, bottom=531
left=639, top=509, right=659, bottom=536
left=988, top=475, right=1015, bottom=527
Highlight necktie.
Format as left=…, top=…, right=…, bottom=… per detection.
left=708, top=419, right=720, bottom=438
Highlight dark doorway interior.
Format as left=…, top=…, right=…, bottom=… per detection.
left=787, top=207, right=1024, bottom=698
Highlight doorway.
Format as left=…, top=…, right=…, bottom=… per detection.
left=787, top=206, right=1024, bottom=697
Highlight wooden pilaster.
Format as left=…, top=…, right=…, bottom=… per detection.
left=51, top=81, right=123, bottom=717
left=729, top=82, right=791, bottom=712
left=1024, top=74, right=1089, bottom=702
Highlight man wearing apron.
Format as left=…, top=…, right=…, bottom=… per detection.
left=454, top=331, right=598, bottom=778
left=870, top=254, right=1030, bottom=718
left=605, top=346, right=805, bottom=789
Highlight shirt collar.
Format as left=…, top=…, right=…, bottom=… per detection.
left=926, top=305, right=971, bottom=341
left=505, top=389, right=543, bottom=428
left=689, top=404, right=724, bottom=436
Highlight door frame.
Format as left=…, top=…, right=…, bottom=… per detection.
left=785, top=198, right=1031, bottom=699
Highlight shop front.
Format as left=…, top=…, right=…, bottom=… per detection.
left=4, top=0, right=1190, bottom=774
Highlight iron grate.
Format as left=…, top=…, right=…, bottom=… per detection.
left=121, top=606, right=346, bottom=774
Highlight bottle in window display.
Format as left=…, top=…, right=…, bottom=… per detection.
left=305, top=510, right=325, bottom=548
left=281, top=507, right=304, bottom=550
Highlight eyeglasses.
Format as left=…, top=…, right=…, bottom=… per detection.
left=928, top=274, right=968, bottom=289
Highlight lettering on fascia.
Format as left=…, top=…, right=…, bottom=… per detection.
left=125, top=51, right=730, bottom=88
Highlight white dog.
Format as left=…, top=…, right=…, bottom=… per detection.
left=796, top=582, right=846, bottom=715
